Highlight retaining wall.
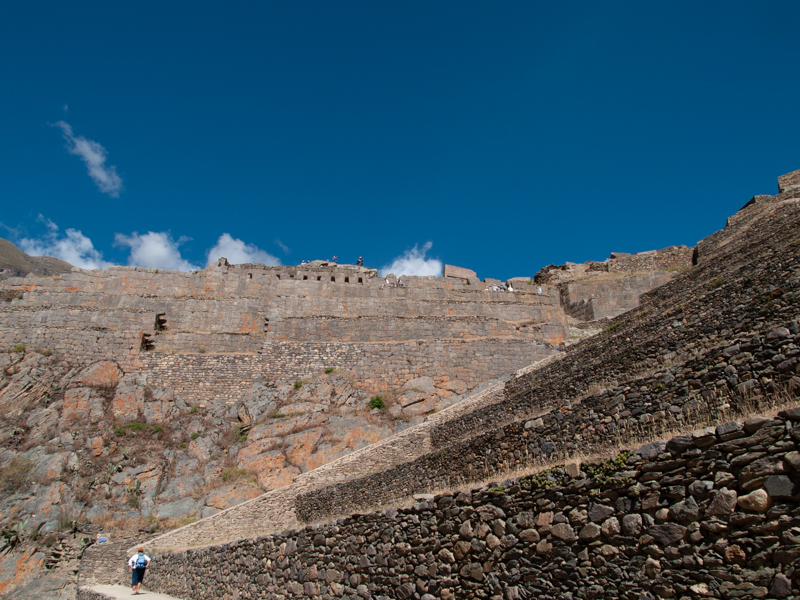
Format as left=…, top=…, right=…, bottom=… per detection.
left=145, top=410, right=800, bottom=600
left=141, top=339, right=560, bottom=405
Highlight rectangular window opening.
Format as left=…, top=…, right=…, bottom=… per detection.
left=303, top=275, right=308, bottom=280
left=331, top=276, right=335, bottom=282
left=344, top=277, right=349, bottom=283
left=317, top=276, right=322, bottom=281
left=358, top=277, right=363, bottom=283
left=247, top=273, right=252, bottom=279
left=276, top=274, right=281, bottom=279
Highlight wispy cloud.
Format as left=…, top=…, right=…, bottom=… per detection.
left=17, top=216, right=111, bottom=270
left=114, top=232, right=201, bottom=271
left=275, top=239, right=291, bottom=255
left=207, top=233, right=281, bottom=266
left=52, top=121, right=123, bottom=197
left=379, top=242, right=442, bottom=277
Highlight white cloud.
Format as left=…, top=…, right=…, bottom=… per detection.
left=379, top=242, right=442, bottom=277
left=206, top=233, right=281, bottom=266
left=14, top=217, right=281, bottom=273
left=274, top=238, right=290, bottom=255
left=53, top=121, right=123, bottom=197
left=18, top=216, right=111, bottom=270
left=115, top=232, right=201, bottom=271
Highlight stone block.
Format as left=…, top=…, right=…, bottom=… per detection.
left=778, top=169, right=800, bottom=193
left=443, top=265, right=477, bottom=280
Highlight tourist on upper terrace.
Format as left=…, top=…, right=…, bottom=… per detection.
left=331, top=255, right=338, bottom=263
left=357, top=256, right=363, bottom=266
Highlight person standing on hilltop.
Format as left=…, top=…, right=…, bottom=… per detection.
left=128, top=547, right=151, bottom=595
left=357, top=256, right=363, bottom=266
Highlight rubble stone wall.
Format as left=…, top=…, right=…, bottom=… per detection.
left=141, top=338, right=561, bottom=404
left=607, top=245, right=694, bottom=273
left=145, top=411, right=800, bottom=600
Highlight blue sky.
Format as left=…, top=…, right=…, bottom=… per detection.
left=1, top=2, right=798, bottom=280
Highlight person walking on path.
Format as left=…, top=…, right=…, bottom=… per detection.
left=128, top=547, right=151, bottom=595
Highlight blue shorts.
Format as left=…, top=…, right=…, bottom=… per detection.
left=132, top=567, right=146, bottom=586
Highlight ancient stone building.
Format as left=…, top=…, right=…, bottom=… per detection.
left=1, top=248, right=686, bottom=411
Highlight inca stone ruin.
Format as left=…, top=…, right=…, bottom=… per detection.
left=2, top=168, right=800, bottom=599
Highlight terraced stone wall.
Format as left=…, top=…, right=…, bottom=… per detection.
left=1, top=262, right=569, bottom=403
left=146, top=411, right=800, bottom=600
left=290, top=184, right=800, bottom=523
left=141, top=338, right=560, bottom=404
left=294, top=320, right=800, bottom=523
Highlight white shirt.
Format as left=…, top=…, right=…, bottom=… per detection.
left=128, top=553, right=151, bottom=568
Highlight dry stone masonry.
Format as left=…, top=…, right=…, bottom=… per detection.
left=146, top=411, right=800, bottom=600
left=0, top=260, right=572, bottom=406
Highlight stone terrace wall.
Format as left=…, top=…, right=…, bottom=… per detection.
left=136, top=376, right=522, bottom=553
left=0, top=305, right=145, bottom=371
left=146, top=411, right=800, bottom=600
left=141, top=339, right=559, bottom=405
left=294, top=320, right=799, bottom=522
left=77, top=538, right=137, bottom=588
left=289, top=187, right=800, bottom=523
left=265, top=315, right=546, bottom=344
left=607, top=244, right=693, bottom=272
left=0, top=260, right=570, bottom=394
left=76, top=590, right=109, bottom=600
